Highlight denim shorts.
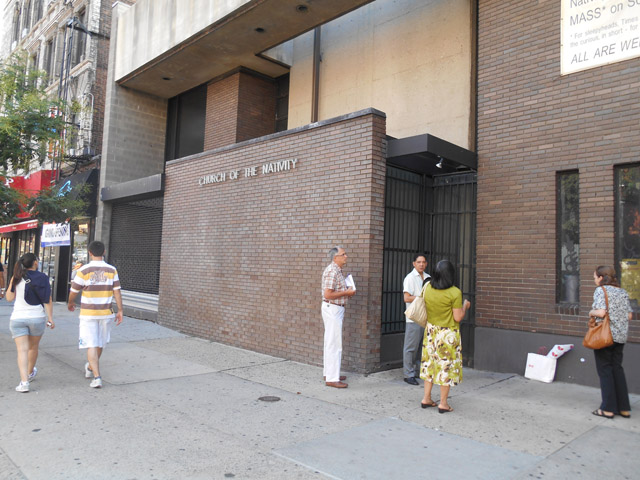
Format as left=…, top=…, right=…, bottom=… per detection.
left=10, top=318, right=46, bottom=338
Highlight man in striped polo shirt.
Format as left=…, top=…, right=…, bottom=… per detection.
left=68, top=241, right=123, bottom=388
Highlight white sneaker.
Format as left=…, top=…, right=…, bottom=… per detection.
left=28, top=366, right=38, bottom=382
left=84, top=362, right=93, bottom=378
left=15, top=381, right=30, bottom=393
left=90, top=377, right=102, bottom=388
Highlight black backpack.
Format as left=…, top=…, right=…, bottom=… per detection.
left=23, top=271, right=48, bottom=306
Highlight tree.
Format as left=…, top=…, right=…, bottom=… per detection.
left=27, top=183, right=90, bottom=227
left=0, top=179, right=25, bottom=224
left=0, top=51, right=68, bottom=173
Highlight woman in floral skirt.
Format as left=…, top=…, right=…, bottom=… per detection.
left=420, top=260, right=470, bottom=413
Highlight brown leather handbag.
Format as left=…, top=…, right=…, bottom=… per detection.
left=583, top=286, right=614, bottom=350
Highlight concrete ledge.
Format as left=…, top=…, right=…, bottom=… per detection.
left=474, top=326, right=640, bottom=393
left=101, top=173, right=164, bottom=202
left=121, top=290, right=159, bottom=322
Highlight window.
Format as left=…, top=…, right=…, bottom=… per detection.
left=13, top=4, right=21, bottom=43
left=557, top=171, right=579, bottom=303
left=23, top=0, right=32, bottom=33
left=29, top=52, right=38, bottom=87
left=615, top=164, right=640, bottom=310
left=72, top=10, right=87, bottom=67
left=275, top=74, right=289, bottom=133
left=34, top=0, right=43, bottom=24
left=165, top=84, right=207, bottom=161
left=44, top=38, right=54, bottom=83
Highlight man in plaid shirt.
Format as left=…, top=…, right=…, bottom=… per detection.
left=321, top=246, right=356, bottom=388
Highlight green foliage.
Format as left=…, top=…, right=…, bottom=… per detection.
left=0, top=180, right=25, bottom=224
left=27, top=183, right=90, bottom=226
left=0, top=51, right=68, bottom=173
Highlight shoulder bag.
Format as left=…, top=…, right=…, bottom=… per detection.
left=583, top=286, right=614, bottom=350
left=404, top=284, right=428, bottom=328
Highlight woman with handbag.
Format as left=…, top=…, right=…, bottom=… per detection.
left=589, top=266, right=632, bottom=419
left=419, top=259, right=471, bottom=413
left=5, top=253, right=55, bottom=393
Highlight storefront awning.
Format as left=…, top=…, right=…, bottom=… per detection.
left=387, top=134, right=477, bottom=176
left=0, top=219, right=38, bottom=234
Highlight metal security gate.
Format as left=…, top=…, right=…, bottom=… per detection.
left=109, top=196, right=164, bottom=294
left=381, top=166, right=476, bottom=367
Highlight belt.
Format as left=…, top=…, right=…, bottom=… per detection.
left=323, top=300, right=344, bottom=307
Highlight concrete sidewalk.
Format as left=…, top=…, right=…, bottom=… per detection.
left=0, top=302, right=638, bottom=479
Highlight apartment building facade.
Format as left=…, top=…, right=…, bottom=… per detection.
left=0, top=0, right=134, bottom=299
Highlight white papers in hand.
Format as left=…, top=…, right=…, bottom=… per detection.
left=345, top=274, right=356, bottom=290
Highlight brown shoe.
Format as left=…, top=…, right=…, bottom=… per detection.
left=325, top=381, right=348, bottom=388
left=323, top=376, right=347, bottom=381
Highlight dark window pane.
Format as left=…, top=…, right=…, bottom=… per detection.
left=165, top=84, right=206, bottom=161
left=275, top=74, right=289, bottom=133
left=176, top=85, right=206, bottom=158
left=557, top=171, right=579, bottom=303
left=616, top=165, right=640, bottom=310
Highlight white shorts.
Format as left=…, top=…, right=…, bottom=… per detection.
left=78, top=317, right=114, bottom=349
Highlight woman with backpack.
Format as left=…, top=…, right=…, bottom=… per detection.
left=5, top=253, right=55, bottom=392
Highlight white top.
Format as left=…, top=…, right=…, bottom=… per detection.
left=403, top=268, right=431, bottom=323
left=10, top=279, right=46, bottom=321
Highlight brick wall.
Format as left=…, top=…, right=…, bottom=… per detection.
left=236, top=72, right=276, bottom=142
left=204, top=74, right=239, bottom=151
left=91, top=0, right=112, bottom=157
left=159, top=109, right=387, bottom=372
left=476, top=1, right=640, bottom=341
left=204, top=70, right=277, bottom=151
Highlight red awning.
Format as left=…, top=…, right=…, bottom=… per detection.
left=0, top=219, right=38, bottom=234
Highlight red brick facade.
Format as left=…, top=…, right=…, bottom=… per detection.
left=159, top=110, right=387, bottom=372
left=204, top=70, right=277, bottom=151
left=476, top=1, right=640, bottom=341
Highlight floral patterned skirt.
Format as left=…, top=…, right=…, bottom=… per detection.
left=419, top=323, right=462, bottom=386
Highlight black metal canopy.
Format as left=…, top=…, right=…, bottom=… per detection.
left=387, top=133, right=477, bottom=176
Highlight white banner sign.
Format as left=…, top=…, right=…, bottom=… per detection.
left=561, top=0, right=640, bottom=75
left=41, top=222, right=71, bottom=247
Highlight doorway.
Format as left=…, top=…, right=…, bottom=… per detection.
left=380, top=166, right=476, bottom=367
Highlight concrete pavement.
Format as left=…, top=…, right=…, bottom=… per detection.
left=0, top=301, right=638, bottom=479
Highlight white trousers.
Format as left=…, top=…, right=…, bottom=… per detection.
left=322, top=302, right=344, bottom=382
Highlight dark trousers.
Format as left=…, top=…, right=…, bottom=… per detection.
left=594, top=342, right=631, bottom=413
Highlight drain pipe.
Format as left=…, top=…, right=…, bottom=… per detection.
left=311, top=26, right=321, bottom=123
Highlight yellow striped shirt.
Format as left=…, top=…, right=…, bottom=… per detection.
left=70, top=260, right=121, bottom=319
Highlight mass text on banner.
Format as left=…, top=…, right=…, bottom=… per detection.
left=561, top=0, right=640, bottom=75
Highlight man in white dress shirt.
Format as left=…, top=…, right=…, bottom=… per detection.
left=402, top=254, right=430, bottom=385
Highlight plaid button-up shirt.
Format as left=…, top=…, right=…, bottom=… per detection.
left=322, top=262, right=348, bottom=307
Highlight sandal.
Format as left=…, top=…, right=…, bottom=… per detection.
left=619, top=411, right=631, bottom=418
left=438, top=405, right=454, bottom=414
left=592, top=409, right=614, bottom=419
left=420, top=400, right=437, bottom=409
